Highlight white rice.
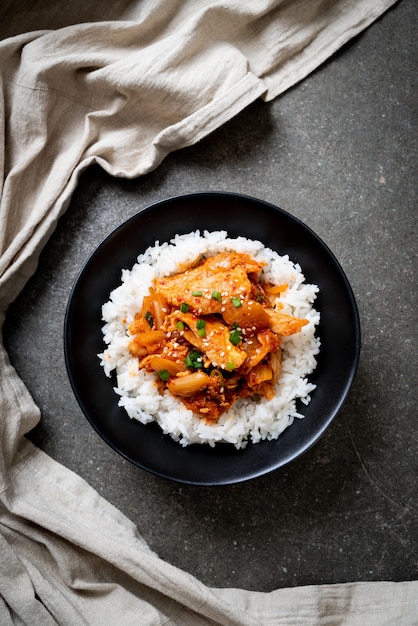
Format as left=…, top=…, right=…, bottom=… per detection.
left=98, top=230, right=320, bottom=449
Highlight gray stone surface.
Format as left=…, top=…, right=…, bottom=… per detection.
left=4, top=1, right=417, bottom=591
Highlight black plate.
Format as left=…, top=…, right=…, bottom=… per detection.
left=64, top=192, right=360, bottom=485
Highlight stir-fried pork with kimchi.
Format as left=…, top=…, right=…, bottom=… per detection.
left=128, top=251, right=308, bottom=422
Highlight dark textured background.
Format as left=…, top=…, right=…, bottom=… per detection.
left=4, top=0, right=417, bottom=591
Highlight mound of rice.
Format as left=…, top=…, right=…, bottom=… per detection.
left=98, top=230, right=320, bottom=449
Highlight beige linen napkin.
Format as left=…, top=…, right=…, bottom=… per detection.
left=1, top=1, right=416, bottom=624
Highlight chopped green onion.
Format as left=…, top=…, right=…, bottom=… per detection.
left=176, top=321, right=184, bottom=331
left=192, top=290, right=203, bottom=296
left=211, top=290, right=221, bottom=302
left=157, top=369, right=170, bottom=382
left=185, top=350, right=204, bottom=369
left=196, top=318, right=206, bottom=337
left=180, top=302, right=189, bottom=313
left=144, top=310, right=154, bottom=327
left=225, top=361, right=236, bottom=370
left=231, top=297, right=242, bottom=308
left=229, top=328, right=241, bottom=345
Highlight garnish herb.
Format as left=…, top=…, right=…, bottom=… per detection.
left=185, top=350, right=204, bottom=369
left=229, top=327, right=241, bottom=345
left=144, top=310, right=154, bottom=327
left=180, top=302, right=189, bottom=313
left=196, top=318, right=206, bottom=338
left=158, top=369, right=170, bottom=381
left=211, top=290, right=221, bottom=302
left=192, top=290, right=203, bottom=296
left=225, top=361, right=236, bottom=370
left=231, top=297, right=242, bottom=308
left=176, top=321, right=184, bottom=331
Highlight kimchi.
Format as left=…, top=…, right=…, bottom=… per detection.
left=128, top=251, right=308, bottom=422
